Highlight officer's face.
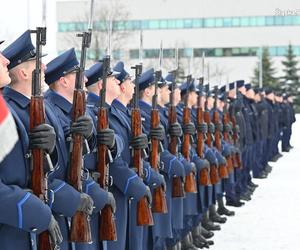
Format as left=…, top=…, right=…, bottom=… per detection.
left=107, top=75, right=121, bottom=100
left=63, top=72, right=77, bottom=97
left=189, top=91, right=197, bottom=106
left=207, top=96, right=214, bottom=109
left=0, top=53, right=10, bottom=87
left=159, top=85, right=170, bottom=105
left=173, top=88, right=181, bottom=105
left=122, top=78, right=135, bottom=101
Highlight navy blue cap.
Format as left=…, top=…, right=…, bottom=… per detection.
left=165, top=73, right=178, bottom=91
left=2, top=30, right=45, bottom=70
left=236, top=80, right=245, bottom=88
left=264, top=87, right=273, bottom=95
left=165, top=73, right=175, bottom=84
left=113, top=61, right=130, bottom=83
left=180, top=78, right=197, bottom=95
left=45, top=48, right=79, bottom=85
left=197, top=84, right=206, bottom=96
left=158, top=76, right=167, bottom=88
left=219, top=85, right=226, bottom=94
left=229, top=82, right=235, bottom=90
left=245, top=83, right=252, bottom=91
left=253, top=87, right=260, bottom=94
left=139, top=68, right=155, bottom=91
left=203, top=84, right=213, bottom=97
left=85, top=61, right=120, bottom=87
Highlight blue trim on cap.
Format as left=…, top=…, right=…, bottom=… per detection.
left=17, top=192, right=31, bottom=229
left=124, top=174, right=138, bottom=194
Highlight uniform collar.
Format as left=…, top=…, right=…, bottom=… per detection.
left=112, top=99, right=128, bottom=114
left=45, top=89, right=72, bottom=114
left=87, top=92, right=100, bottom=107
left=2, top=86, right=30, bottom=108
left=139, top=100, right=152, bottom=111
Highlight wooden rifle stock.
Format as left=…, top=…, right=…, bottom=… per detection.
left=203, top=110, right=220, bottom=184
left=97, top=108, right=117, bottom=241
left=30, top=97, right=54, bottom=250
left=196, top=106, right=205, bottom=158
left=69, top=89, right=92, bottom=243
left=230, top=114, right=242, bottom=169
left=131, top=108, right=154, bottom=225
left=168, top=104, right=184, bottom=198
left=30, top=26, right=55, bottom=250
left=199, top=168, right=211, bottom=186
left=182, top=107, right=197, bottom=193
left=223, top=111, right=234, bottom=173
left=150, top=109, right=168, bottom=213
left=212, top=110, right=228, bottom=179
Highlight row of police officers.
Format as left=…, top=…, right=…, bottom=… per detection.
left=0, top=30, right=296, bottom=250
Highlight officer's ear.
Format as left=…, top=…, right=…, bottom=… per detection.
left=58, top=76, right=68, bottom=89
left=119, top=83, right=126, bottom=93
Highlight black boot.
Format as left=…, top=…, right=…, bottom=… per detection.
left=181, top=233, right=198, bottom=250
left=201, top=225, right=214, bottom=239
left=209, top=205, right=227, bottom=223
left=217, top=198, right=235, bottom=216
left=226, top=199, right=245, bottom=207
left=191, top=227, right=210, bottom=249
left=248, top=181, right=259, bottom=188
left=202, top=211, right=221, bottom=231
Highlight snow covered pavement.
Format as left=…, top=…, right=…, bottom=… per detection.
left=210, top=115, right=300, bottom=250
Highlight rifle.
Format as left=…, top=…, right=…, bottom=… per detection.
left=150, top=69, right=168, bottom=213
left=181, top=75, right=197, bottom=193
left=203, top=78, right=219, bottom=185
left=68, top=0, right=94, bottom=242
left=168, top=69, right=185, bottom=198
left=212, top=86, right=228, bottom=179
left=131, top=64, right=154, bottom=226
left=222, top=85, right=234, bottom=173
left=97, top=54, right=117, bottom=240
left=30, top=26, right=56, bottom=250
left=230, top=85, right=242, bottom=169
left=196, top=77, right=210, bottom=186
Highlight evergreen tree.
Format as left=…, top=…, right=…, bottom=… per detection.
left=252, top=47, right=279, bottom=90
left=281, top=43, right=300, bottom=112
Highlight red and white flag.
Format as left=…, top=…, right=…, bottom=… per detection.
left=0, top=95, right=18, bottom=163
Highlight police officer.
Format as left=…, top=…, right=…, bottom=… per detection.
left=85, top=60, right=160, bottom=250
left=44, top=48, right=116, bottom=250
left=1, top=31, right=64, bottom=249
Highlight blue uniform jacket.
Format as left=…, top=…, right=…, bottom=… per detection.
left=0, top=103, right=52, bottom=250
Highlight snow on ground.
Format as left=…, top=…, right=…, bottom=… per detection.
left=210, top=114, right=300, bottom=250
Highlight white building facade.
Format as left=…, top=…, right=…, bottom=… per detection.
left=56, top=0, right=300, bottom=83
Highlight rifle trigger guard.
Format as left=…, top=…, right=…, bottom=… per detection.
left=109, top=176, right=113, bottom=187
left=81, top=168, right=90, bottom=181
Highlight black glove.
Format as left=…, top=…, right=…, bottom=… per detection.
left=48, top=215, right=63, bottom=246
left=130, top=133, right=148, bottom=149
left=97, top=128, right=115, bottom=149
left=145, top=186, right=152, bottom=205
left=70, top=116, right=93, bottom=139
left=216, top=122, right=223, bottom=132
left=107, top=192, right=116, bottom=213
left=197, top=122, right=208, bottom=134
left=77, top=193, right=94, bottom=215
left=150, top=125, right=165, bottom=141
left=233, top=125, right=240, bottom=134
left=168, top=122, right=182, bottom=137
left=224, top=123, right=232, bottom=133
left=29, top=124, right=56, bottom=154
left=183, top=122, right=196, bottom=135
left=208, top=123, right=215, bottom=134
